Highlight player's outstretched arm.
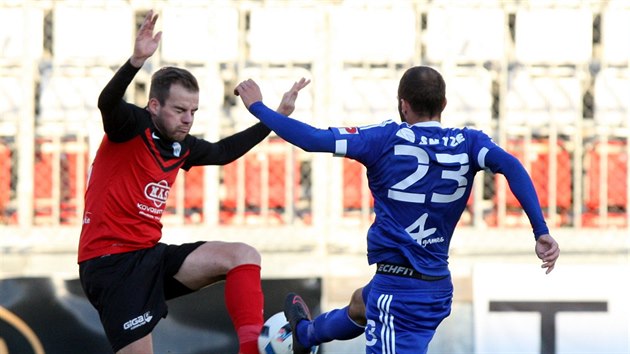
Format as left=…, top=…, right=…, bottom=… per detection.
left=535, top=234, right=559, bottom=274
left=235, top=77, right=312, bottom=115
left=234, top=79, right=335, bottom=153
left=130, top=10, right=162, bottom=68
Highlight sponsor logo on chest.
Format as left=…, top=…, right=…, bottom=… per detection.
left=144, top=180, right=170, bottom=208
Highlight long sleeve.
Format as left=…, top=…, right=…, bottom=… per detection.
left=185, top=122, right=272, bottom=167
left=484, top=147, right=550, bottom=238
left=248, top=101, right=336, bottom=153
left=97, top=60, right=144, bottom=141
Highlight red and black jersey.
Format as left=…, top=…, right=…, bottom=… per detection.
left=78, top=60, right=270, bottom=262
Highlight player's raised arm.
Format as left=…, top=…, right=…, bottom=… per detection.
left=130, top=10, right=162, bottom=68
left=276, top=78, right=311, bottom=116
left=98, top=10, right=162, bottom=136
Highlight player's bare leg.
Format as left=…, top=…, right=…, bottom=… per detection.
left=117, top=333, right=152, bottom=354
left=174, top=241, right=263, bottom=354
left=173, top=241, right=260, bottom=288
left=347, top=287, right=367, bottom=326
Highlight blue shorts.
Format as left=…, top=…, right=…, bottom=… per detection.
left=364, top=271, right=453, bottom=354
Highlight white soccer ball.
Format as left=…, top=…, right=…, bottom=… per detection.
left=258, top=312, right=292, bottom=354
left=258, top=311, right=319, bottom=354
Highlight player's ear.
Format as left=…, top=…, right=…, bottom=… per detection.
left=401, top=99, right=411, bottom=114
left=147, top=97, right=160, bottom=115
left=441, top=97, right=447, bottom=111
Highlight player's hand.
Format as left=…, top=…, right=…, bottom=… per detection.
left=535, top=234, right=559, bottom=274
left=234, top=79, right=263, bottom=109
left=276, top=78, right=311, bottom=116
left=130, top=10, right=162, bottom=68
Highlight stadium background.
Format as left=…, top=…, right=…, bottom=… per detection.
left=0, top=0, right=628, bottom=353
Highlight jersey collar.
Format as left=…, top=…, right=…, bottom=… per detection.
left=410, top=121, right=442, bottom=128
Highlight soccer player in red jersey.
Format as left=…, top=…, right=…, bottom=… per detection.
left=78, top=10, right=309, bottom=354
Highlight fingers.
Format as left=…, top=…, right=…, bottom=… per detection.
left=534, top=235, right=559, bottom=275
left=233, top=79, right=263, bottom=110
left=538, top=243, right=558, bottom=259
left=141, top=10, right=156, bottom=31
left=540, top=246, right=559, bottom=274
left=542, top=258, right=556, bottom=274
left=150, top=11, right=159, bottom=27
left=233, top=80, right=248, bottom=96
left=290, top=78, right=311, bottom=93
left=542, top=263, right=555, bottom=274
left=234, top=79, right=257, bottom=95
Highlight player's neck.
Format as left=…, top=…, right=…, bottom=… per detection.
left=407, top=115, right=441, bottom=125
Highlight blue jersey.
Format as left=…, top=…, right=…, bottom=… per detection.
left=248, top=102, right=548, bottom=277
left=331, top=120, right=496, bottom=276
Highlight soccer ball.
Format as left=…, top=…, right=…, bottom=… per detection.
left=258, top=312, right=292, bottom=354
left=258, top=312, right=319, bottom=354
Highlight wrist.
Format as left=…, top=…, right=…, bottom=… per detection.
left=129, top=56, right=146, bottom=68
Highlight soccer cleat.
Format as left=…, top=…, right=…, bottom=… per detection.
left=284, top=292, right=312, bottom=354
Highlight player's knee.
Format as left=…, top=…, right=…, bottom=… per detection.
left=229, top=242, right=261, bottom=266
left=348, top=287, right=367, bottom=326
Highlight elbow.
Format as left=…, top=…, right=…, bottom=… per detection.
left=299, top=142, right=329, bottom=153
left=97, top=95, right=109, bottom=112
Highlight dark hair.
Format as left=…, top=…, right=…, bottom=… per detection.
left=397, top=66, right=446, bottom=118
left=149, top=67, right=199, bottom=105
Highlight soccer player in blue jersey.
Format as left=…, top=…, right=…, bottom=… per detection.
left=235, top=66, right=560, bottom=354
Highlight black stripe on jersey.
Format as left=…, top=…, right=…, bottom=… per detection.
left=140, top=128, right=189, bottom=173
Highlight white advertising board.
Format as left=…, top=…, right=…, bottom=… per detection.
left=473, top=264, right=629, bottom=354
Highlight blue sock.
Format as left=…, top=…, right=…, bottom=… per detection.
left=296, top=306, right=365, bottom=347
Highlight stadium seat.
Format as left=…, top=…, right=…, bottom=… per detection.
left=0, top=76, right=23, bottom=136
left=600, top=4, right=630, bottom=66
left=335, top=68, right=401, bottom=126
left=342, top=158, right=372, bottom=212
left=32, top=137, right=89, bottom=225
left=34, top=138, right=54, bottom=223
left=514, top=8, right=592, bottom=65
left=0, top=140, right=11, bottom=223
left=0, top=6, right=43, bottom=60
left=59, top=139, right=89, bottom=225
left=441, top=68, right=494, bottom=130
left=53, top=4, right=133, bottom=64
left=38, top=66, right=113, bottom=135
left=593, top=68, right=629, bottom=129
left=248, top=6, right=325, bottom=63
left=161, top=5, right=238, bottom=63
left=220, top=139, right=301, bottom=224
left=583, top=140, right=628, bottom=227
left=504, top=67, right=582, bottom=131
left=329, top=5, right=416, bottom=63
left=495, top=137, right=573, bottom=226
left=164, top=167, right=205, bottom=224
left=425, top=6, right=505, bottom=64
left=184, top=167, right=205, bottom=222
left=186, top=67, right=225, bottom=135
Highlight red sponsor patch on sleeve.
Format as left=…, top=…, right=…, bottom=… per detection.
left=338, top=127, right=359, bottom=135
